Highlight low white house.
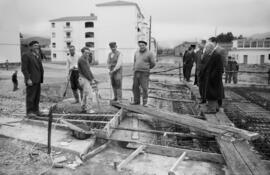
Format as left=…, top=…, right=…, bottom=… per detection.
left=229, top=38, right=270, bottom=64
left=95, top=0, right=150, bottom=63
left=49, top=14, right=97, bottom=62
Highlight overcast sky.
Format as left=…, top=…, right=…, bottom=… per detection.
left=1, top=0, right=270, bottom=47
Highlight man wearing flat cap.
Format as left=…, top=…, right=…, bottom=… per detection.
left=21, top=40, right=44, bottom=117
left=107, top=42, right=123, bottom=101
left=131, top=40, right=156, bottom=106
left=78, top=47, right=97, bottom=113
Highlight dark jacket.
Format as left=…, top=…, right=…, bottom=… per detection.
left=21, top=50, right=44, bottom=84
left=12, top=73, right=17, bottom=83
left=78, top=56, right=94, bottom=81
left=183, top=51, right=195, bottom=67
left=201, top=50, right=224, bottom=100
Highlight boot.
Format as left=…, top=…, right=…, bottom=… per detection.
left=72, top=90, right=80, bottom=104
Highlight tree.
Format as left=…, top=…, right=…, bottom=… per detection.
left=209, top=32, right=235, bottom=43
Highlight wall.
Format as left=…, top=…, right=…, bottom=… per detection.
left=229, top=49, right=270, bottom=64
left=95, top=5, right=138, bottom=63
left=0, top=1, right=20, bottom=63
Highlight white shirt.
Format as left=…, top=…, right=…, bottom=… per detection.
left=109, top=52, right=123, bottom=72
left=66, top=53, right=79, bottom=75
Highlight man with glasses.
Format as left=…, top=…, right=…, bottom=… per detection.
left=21, top=41, right=44, bottom=117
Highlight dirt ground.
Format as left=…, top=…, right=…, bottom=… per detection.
left=0, top=57, right=268, bottom=174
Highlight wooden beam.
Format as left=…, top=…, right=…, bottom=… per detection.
left=60, top=119, right=94, bottom=135
left=168, top=152, right=186, bottom=175
left=117, top=145, right=146, bottom=171
left=81, top=141, right=111, bottom=161
left=111, top=101, right=259, bottom=141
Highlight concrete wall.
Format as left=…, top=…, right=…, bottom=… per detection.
left=95, top=5, right=138, bottom=63
left=50, top=20, right=95, bottom=62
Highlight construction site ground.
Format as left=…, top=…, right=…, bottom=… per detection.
left=0, top=56, right=269, bottom=175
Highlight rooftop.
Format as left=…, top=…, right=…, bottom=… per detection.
left=50, top=15, right=97, bottom=22
left=96, top=0, right=144, bottom=18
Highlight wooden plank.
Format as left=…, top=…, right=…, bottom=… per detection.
left=131, top=117, right=139, bottom=140
left=143, top=143, right=225, bottom=164
left=117, top=145, right=146, bottom=171
left=81, top=141, right=111, bottom=161
left=103, top=109, right=122, bottom=138
left=60, top=119, right=94, bottom=135
left=111, top=101, right=259, bottom=141
left=168, top=152, right=186, bottom=175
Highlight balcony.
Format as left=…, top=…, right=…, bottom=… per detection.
left=64, top=36, right=73, bottom=42
left=63, top=26, right=72, bottom=31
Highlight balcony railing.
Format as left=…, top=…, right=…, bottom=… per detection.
left=63, top=26, right=72, bottom=31
left=237, top=40, right=270, bottom=49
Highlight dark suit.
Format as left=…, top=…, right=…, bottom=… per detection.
left=201, top=50, right=224, bottom=104
left=21, top=50, right=44, bottom=114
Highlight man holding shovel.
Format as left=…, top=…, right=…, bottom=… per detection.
left=107, top=42, right=123, bottom=102
left=78, top=47, right=97, bottom=113
left=66, top=45, right=82, bottom=103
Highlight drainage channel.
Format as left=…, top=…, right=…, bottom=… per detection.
left=148, top=81, right=220, bottom=154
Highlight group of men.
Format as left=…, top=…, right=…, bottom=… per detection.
left=21, top=40, right=155, bottom=117
left=191, top=39, right=225, bottom=113
left=225, top=56, right=239, bottom=84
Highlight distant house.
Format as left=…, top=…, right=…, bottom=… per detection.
left=49, top=14, right=97, bottom=62
left=229, top=38, right=270, bottom=64
left=174, top=41, right=197, bottom=57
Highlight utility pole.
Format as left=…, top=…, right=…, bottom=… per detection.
left=149, top=16, right=152, bottom=50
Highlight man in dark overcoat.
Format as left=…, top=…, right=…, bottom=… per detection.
left=21, top=41, right=44, bottom=117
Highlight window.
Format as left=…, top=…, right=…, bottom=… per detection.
left=52, top=43, right=56, bottom=48
left=66, top=22, right=70, bottom=27
left=264, top=40, right=270, bottom=47
left=243, top=55, right=248, bottom=64
left=237, top=41, right=243, bottom=48
left=260, top=55, right=265, bottom=65
left=66, top=42, right=71, bottom=47
left=251, top=41, right=257, bottom=48
left=85, top=32, right=94, bottom=38
left=85, top=22, right=94, bottom=28
left=258, top=40, right=263, bottom=47
left=53, top=53, right=56, bottom=58
left=51, top=22, right=55, bottom=28
left=66, top=32, right=71, bottom=38
left=85, top=42, right=94, bottom=48
left=268, top=54, right=270, bottom=60
left=244, top=41, right=250, bottom=48
left=52, top=32, right=55, bottom=38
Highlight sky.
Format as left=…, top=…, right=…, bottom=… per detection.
left=1, top=0, right=270, bottom=47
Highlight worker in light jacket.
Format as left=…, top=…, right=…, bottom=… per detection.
left=131, top=40, right=156, bottom=107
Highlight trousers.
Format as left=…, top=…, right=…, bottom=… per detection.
left=132, top=71, right=150, bottom=104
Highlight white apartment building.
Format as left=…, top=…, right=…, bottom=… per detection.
left=95, top=0, right=150, bottom=63
left=229, top=38, right=270, bottom=64
left=49, top=14, right=97, bottom=61
left=49, top=1, right=153, bottom=64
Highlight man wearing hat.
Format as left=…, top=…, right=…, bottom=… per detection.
left=21, top=40, right=44, bottom=117
left=78, top=47, right=97, bottom=113
left=131, top=40, right=156, bottom=106
left=107, top=42, right=123, bottom=101
left=66, top=45, right=82, bottom=103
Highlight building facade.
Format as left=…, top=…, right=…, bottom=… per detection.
left=229, top=39, right=270, bottom=64
left=95, top=1, right=150, bottom=63
left=49, top=15, right=97, bottom=62
left=49, top=1, right=154, bottom=64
